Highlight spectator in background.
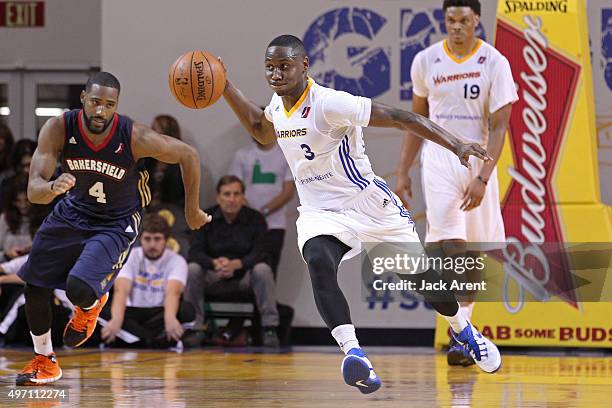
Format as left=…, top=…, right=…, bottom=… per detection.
left=145, top=114, right=185, bottom=207
left=0, top=254, right=73, bottom=347
left=145, top=114, right=189, bottom=257
left=0, top=139, right=36, bottom=210
left=0, top=175, right=35, bottom=260
left=0, top=122, right=15, bottom=183
left=229, top=138, right=294, bottom=277
left=100, top=213, right=194, bottom=348
left=185, top=175, right=280, bottom=347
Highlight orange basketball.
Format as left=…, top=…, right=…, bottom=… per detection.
left=168, top=50, right=226, bottom=109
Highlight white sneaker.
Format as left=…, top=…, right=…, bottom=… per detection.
left=453, top=323, right=502, bottom=373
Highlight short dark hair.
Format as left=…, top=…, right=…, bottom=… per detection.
left=216, top=175, right=245, bottom=194
left=443, top=0, right=481, bottom=15
left=141, top=212, right=171, bottom=238
left=268, top=34, right=306, bottom=56
left=86, top=71, right=121, bottom=94
left=152, top=114, right=181, bottom=140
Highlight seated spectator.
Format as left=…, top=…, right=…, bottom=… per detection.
left=0, top=139, right=36, bottom=210
left=144, top=114, right=185, bottom=207
left=0, top=122, right=15, bottom=184
left=100, top=213, right=195, bottom=348
left=185, top=175, right=280, bottom=347
left=229, top=139, right=294, bottom=277
left=0, top=175, right=36, bottom=260
left=0, top=255, right=73, bottom=347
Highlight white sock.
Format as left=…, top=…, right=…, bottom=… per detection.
left=331, top=324, right=360, bottom=354
left=444, top=305, right=469, bottom=334
left=461, top=303, right=475, bottom=320
left=31, top=330, right=53, bottom=356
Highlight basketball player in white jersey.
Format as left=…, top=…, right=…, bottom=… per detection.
left=395, top=0, right=518, bottom=366
left=221, top=34, right=502, bottom=394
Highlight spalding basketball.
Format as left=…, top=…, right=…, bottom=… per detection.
left=168, top=50, right=226, bottom=109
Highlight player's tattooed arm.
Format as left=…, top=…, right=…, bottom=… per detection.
left=131, top=123, right=211, bottom=230
left=223, top=80, right=276, bottom=145
left=28, top=116, right=76, bottom=204
left=369, top=102, right=490, bottom=168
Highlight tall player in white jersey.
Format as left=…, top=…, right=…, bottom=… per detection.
left=221, top=34, right=502, bottom=394
left=395, top=0, right=518, bottom=366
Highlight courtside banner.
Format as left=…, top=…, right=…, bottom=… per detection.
left=435, top=0, right=612, bottom=348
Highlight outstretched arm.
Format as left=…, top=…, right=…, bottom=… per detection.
left=131, top=124, right=211, bottom=229
left=223, top=80, right=276, bottom=145
left=369, top=102, right=490, bottom=168
left=28, top=116, right=76, bottom=204
left=394, top=95, right=428, bottom=205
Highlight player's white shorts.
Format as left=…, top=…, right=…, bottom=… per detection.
left=296, top=177, right=423, bottom=263
left=421, top=143, right=505, bottom=245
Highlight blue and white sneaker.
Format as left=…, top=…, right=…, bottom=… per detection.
left=341, top=348, right=382, bottom=394
left=452, top=323, right=502, bottom=373
left=447, top=336, right=475, bottom=367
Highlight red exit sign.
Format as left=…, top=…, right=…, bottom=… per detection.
left=0, top=1, right=44, bottom=27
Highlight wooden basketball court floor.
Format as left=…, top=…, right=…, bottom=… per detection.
left=0, top=346, right=610, bottom=407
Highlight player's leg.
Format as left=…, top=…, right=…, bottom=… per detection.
left=303, top=235, right=381, bottom=394
left=63, top=214, right=139, bottom=348
left=15, top=284, right=63, bottom=385
left=430, top=239, right=477, bottom=366
left=15, top=214, right=82, bottom=385
left=368, top=178, right=501, bottom=373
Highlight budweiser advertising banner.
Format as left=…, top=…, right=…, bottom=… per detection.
left=434, top=0, right=612, bottom=348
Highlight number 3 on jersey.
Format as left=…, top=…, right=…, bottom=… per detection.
left=89, top=181, right=107, bottom=203
left=300, top=143, right=315, bottom=160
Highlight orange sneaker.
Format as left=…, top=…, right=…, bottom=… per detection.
left=16, top=353, right=62, bottom=386
left=63, top=293, right=108, bottom=348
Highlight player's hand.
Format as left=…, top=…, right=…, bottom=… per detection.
left=394, top=173, right=413, bottom=209
left=101, top=319, right=122, bottom=343
left=185, top=208, right=212, bottom=230
left=455, top=143, right=491, bottom=169
left=50, top=173, right=76, bottom=195
left=461, top=177, right=487, bottom=211
left=5, top=248, right=21, bottom=259
left=165, top=316, right=184, bottom=342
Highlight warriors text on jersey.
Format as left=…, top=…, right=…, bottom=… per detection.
left=61, top=109, right=151, bottom=220
left=264, top=78, right=375, bottom=210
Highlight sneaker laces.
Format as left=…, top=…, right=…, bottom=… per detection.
left=463, top=333, right=487, bottom=361
left=22, top=355, right=50, bottom=374
left=71, top=306, right=97, bottom=333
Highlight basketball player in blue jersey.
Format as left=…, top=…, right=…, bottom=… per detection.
left=15, top=72, right=211, bottom=386
left=220, top=35, right=502, bottom=394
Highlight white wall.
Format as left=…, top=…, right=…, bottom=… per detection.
left=0, top=0, right=100, bottom=69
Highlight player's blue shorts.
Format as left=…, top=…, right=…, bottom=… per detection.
left=18, top=200, right=142, bottom=297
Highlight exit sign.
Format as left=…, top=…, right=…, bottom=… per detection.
left=0, top=1, right=44, bottom=27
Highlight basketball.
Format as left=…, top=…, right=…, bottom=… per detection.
left=168, top=50, right=226, bottom=109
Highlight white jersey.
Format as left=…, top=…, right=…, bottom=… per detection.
left=411, top=39, right=518, bottom=147
left=411, top=39, right=518, bottom=244
left=264, top=79, right=374, bottom=210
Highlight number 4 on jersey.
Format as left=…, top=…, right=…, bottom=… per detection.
left=89, top=181, right=107, bottom=203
